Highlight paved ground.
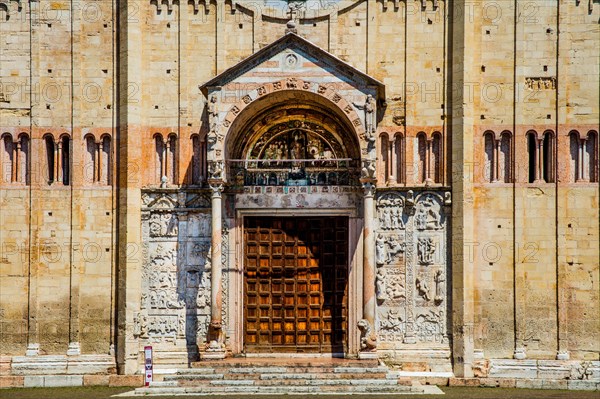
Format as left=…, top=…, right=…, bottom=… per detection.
left=0, top=386, right=598, bottom=399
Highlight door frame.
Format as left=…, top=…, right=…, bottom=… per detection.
left=228, top=207, right=363, bottom=357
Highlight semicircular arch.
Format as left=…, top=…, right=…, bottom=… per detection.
left=215, top=81, right=367, bottom=161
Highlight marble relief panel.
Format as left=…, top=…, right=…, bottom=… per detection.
left=136, top=190, right=214, bottom=352
left=376, top=190, right=450, bottom=349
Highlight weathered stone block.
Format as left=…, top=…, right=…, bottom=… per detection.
left=108, top=375, right=144, bottom=387
left=0, top=376, right=24, bottom=388
left=43, top=375, right=83, bottom=387
left=448, top=377, right=480, bottom=387
left=83, top=374, right=110, bottom=386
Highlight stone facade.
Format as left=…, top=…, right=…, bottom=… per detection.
left=0, top=0, right=598, bottom=387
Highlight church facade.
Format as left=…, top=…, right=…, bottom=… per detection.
left=0, top=0, right=598, bottom=385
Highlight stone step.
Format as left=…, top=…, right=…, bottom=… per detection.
left=190, top=360, right=378, bottom=369
left=226, top=366, right=288, bottom=374
left=148, top=381, right=178, bottom=387
left=248, top=378, right=400, bottom=387
left=164, top=373, right=225, bottom=381
left=199, top=365, right=387, bottom=374
left=209, top=379, right=256, bottom=386
left=176, top=368, right=216, bottom=375
left=135, top=384, right=420, bottom=395
left=167, top=372, right=390, bottom=383
left=334, top=366, right=389, bottom=373
left=258, top=372, right=389, bottom=380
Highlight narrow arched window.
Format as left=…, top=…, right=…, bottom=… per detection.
left=154, top=134, right=165, bottom=184
left=417, top=133, right=427, bottom=183
left=431, top=133, right=442, bottom=183
left=499, top=132, right=511, bottom=183
left=191, top=135, right=206, bottom=185
left=18, top=134, right=29, bottom=185
left=586, top=131, right=598, bottom=183
left=527, top=131, right=537, bottom=183
left=101, top=135, right=111, bottom=185
left=542, top=131, right=554, bottom=183
left=61, top=136, right=71, bottom=185
left=394, top=134, right=404, bottom=184
left=84, top=135, right=96, bottom=184
left=380, top=133, right=389, bottom=183
left=1, top=134, right=13, bottom=184
left=45, top=135, right=55, bottom=185
left=569, top=131, right=580, bottom=182
left=167, top=134, right=177, bottom=184
left=484, top=131, right=495, bottom=183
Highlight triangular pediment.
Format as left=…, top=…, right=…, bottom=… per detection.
left=199, top=32, right=385, bottom=100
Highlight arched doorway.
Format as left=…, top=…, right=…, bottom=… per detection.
left=223, top=94, right=365, bottom=355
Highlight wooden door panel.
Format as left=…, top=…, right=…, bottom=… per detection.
left=244, top=216, right=348, bottom=353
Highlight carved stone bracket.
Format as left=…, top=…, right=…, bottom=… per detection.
left=207, top=160, right=224, bottom=181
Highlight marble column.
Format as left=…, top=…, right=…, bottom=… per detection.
left=203, top=180, right=226, bottom=359
left=359, top=180, right=377, bottom=358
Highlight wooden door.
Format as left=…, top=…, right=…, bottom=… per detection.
left=244, top=216, right=348, bottom=353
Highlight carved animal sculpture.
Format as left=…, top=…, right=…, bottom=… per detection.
left=361, top=161, right=376, bottom=179
left=357, top=319, right=377, bottom=350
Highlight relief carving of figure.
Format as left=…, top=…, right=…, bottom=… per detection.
left=134, top=312, right=148, bottom=338
left=149, top=214, right=179, bottom=237
left=415, top=195, right=442, bottom=230
left=377, top=194, right=405, bottom=231
left=376, top=234, right=387, bottom=265
left=390, top=207, right=404, bottom=229
left=416, top=276, right=431, bottom=302
left=379, top=309, right=404, bottom=333
left=434, top=269, right=445, bottom=304
left=353, top=94, right=376, bottom=142
left=376, top=267, right=388, bottom=300
left=178, top=314, right=186, bottom=338
left=415, top=309, right=445, bottom=341
left=207, top=94, right=219, bottom=145
left=385, top=237, right=405, bottom=263
left=418, top=237, right=436, bottom=265
left=149, top=291, right=158, bottom=308
left=157, top=290, right=168, bottom=308
left=386, top=274, right=405, bottom=300
left=382, top=208, right=392, bottom=229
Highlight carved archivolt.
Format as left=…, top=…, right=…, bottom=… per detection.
left=376, top=190, right=450, bottom=347
left=212, top=78, right=370, bottom=159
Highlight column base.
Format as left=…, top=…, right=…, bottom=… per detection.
left=200, top=340, right=226, bottom=360
left=26, top=343, right=39, bottom=356
left=200, top=351, right=226, bottom=360
left=513, top=347, right=527, bottom=360
left=358, top=350, right=378, bottom=360
left=67, top=342, right=81, bottom=356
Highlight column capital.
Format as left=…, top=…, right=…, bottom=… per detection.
left=208, top=180, right=224, bottom=197
left=361, top=180, right=376, bottom=198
